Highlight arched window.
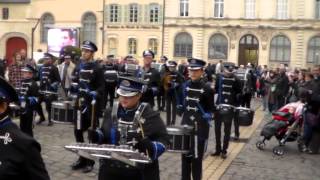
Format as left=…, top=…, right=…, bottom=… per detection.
left=82, top=12, right=97, bottom=43
left=128, top=38, right=137, bottom=55
left=307, top=36, right=320, bottom=64
left=208, top=34, right=228, bottom=59
left=108, top=38, right=117, bottom=55
left=270, top=35, right=291, bottom=62
left=148, top=38, right=158, bottom=55
left=40, top=13, right=54, bottom=43
left=174, top=32, right=193, bottom=57
left=180, top=0, right=189, bottom=16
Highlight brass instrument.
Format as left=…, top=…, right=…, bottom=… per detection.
left=162, top=71, right=173, bottom=92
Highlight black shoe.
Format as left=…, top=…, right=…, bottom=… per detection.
left=36, top=119, right=45, bottom=125
left=231, top=136, right=240, bottom=142
left=221, top=152, right=227, bottom=159
left=82, top=165, right=94, bottom=173
left=71, top=159, right=86, bottom=170
left=210, top=151, right=221, bottom=156
left=47, top=121, right=53, bottom=126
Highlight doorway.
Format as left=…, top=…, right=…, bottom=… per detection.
left=238, top=34, right=259, bottom=66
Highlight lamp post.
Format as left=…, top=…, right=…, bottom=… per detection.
left=26, top=18, right=41, bottom=60
left=97, top=0, right=106, bottom=56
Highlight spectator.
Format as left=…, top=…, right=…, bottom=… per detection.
left=20, top=49, right=36, bottom=68
left=276, top=67, right=289, bottom=108
left=265, top=70, right=278, bottom=113
left=0, top=58, right=6, bottom=78
left=8, top=52, right=24, bottom=88
left=259, top=70, right=268, bottom=111
left=215, top=60, right=224, bottom=75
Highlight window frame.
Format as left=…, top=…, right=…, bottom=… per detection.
left=110, top=4, right=119, bottom=22
left=82, top=12, right=97, bottom=43
left=40, top=13, right=55, bottom=43
left=208, top=34, right=228, bottom=59
left=214, top=0, right=224, bottom=18
left=180, top=0, right=189, bottom=17
left=269, top=35, right=291, bottom=62
left=129, top=3, right=138, bottom=23
left=276, top=0, right=288, bottom=19
left=149, top=4, right=160, bottom=23
left=245, top=0, right=255, bottom=19
left=128, top=38, right=137, bottom=55
left=307, top=36, right=320, bottom=64
left=174, top=32, right=193, bottom=58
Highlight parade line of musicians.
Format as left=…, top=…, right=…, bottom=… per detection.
left=0, top=40, right=258, bottom=180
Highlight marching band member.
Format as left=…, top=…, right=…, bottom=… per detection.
left=138, top=50, right=161, bottom=108
left=37, top=53, right=61, bottom=126
left=89, top=76, right=169, bottom=180
left=19, top=65, right=41, bottom=137
left=177, top=58, right=215, bottom=180
left=103, top=55, right=118, bottom=108
left=163, top=60, right=184, bottom=125
left=0, top=77, right=50, bottom=180
left=70, top=41, right=105, bottom=173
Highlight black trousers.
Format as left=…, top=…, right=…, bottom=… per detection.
left=20, top=106, right=34, bottom=137
left=181, top=138, right=207, bottom=180
left=73, top=102, right=97, bottom=167
left=166, top=93, right=177, bottom=126
left=99, top=163, right=142, bottom=180
left=104, top=83, right=116, bottom=108
left=39, top=94, right=56, bottom=122
left=34, top=102, right=45, bottom=121
left=157, top=87, right=165, bottom=110
left=241, top=93, right=252, bottom=108
left=214, top=114, right=233, bottom=153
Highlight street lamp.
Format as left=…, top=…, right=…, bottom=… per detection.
left=97, top=0, right=106, bottom=56
left=26, top=17, right=41, bottom=60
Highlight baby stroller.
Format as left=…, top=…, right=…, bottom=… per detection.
left=256, top=102, right=305, bottom=156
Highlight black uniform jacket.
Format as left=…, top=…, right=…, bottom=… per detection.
left=0, top=118, right=50, bottom=180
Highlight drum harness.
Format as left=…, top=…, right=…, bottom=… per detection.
left=111, top=102, right=149, bottom=157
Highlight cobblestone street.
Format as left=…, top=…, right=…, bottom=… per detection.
left=22, top=99, right=319, bottom=180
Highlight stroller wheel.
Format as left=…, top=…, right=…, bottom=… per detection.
left=273, top=146, right=285, bottom=156
left=256, top=141, right=266, bottom=150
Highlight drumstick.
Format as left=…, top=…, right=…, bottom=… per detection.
left=89, top=98, right=96, bottom=143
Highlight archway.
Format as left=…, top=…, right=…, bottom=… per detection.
left=238, top=34, right=259, bottom=66
left=6, top=37, right=27, bottom=65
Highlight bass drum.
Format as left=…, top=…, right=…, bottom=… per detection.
left=235, top=107, right=254, bottom=126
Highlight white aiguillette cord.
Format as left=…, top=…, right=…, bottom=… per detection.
left=0, top=115, right=12, bottom=145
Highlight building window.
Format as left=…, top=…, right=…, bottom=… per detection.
left=307, top=36, right=320, bottom=64
left=270, top=35, right=291, bottom=62
left=148, top=38, right=158, bottom=55
left=214, top=0, right=224, bottom=18
left=128, top=38, right=137, bottom=55
left=129, top=4, right=138, bottom=22
left=316, top=0, right=320, bottom=19
left=150, top=4, right=159, bottom=23
left=40, top=13, right=54, bottom=43
left=2, top=8, right=9, bottom=20
left=174, top=32, right=193, bottom=57
left=276, top=0, right=288, bottom=19
left=245, top=0, right=255, bottom=19
left=180, top=0, right=189, bottom=17
left=108, top=38, right=117, bottom=56
left=208, top=34, right=228, bottom=59
left=82, top=12, right=97, bottom=43
left=110, top=4, right=119, bottom=22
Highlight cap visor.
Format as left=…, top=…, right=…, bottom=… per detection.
left=116, top=89, right=139, bottom=97
left=188, top=66, right=202, bottom=70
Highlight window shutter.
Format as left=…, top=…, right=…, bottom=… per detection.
left=138, top=5, right=143, bottom=22
left=159, top=5, right=163, bottom=24
left=144, top=4, right=149, bottom=23
left=124, top=5, right=128, bottom=22
left=104, top=5, right=109, bottom=23
left=118, top=5, right=122, bottom=23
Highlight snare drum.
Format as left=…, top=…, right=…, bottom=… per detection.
left=9, top=103, right=21, bottom=119
left=51, top=101, right=76, bottom=124
left=216, top=104, right=235, bottom=123
left=166, top=126, right=193, bottom=153
left=235, top=107, right=254, bottom=126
